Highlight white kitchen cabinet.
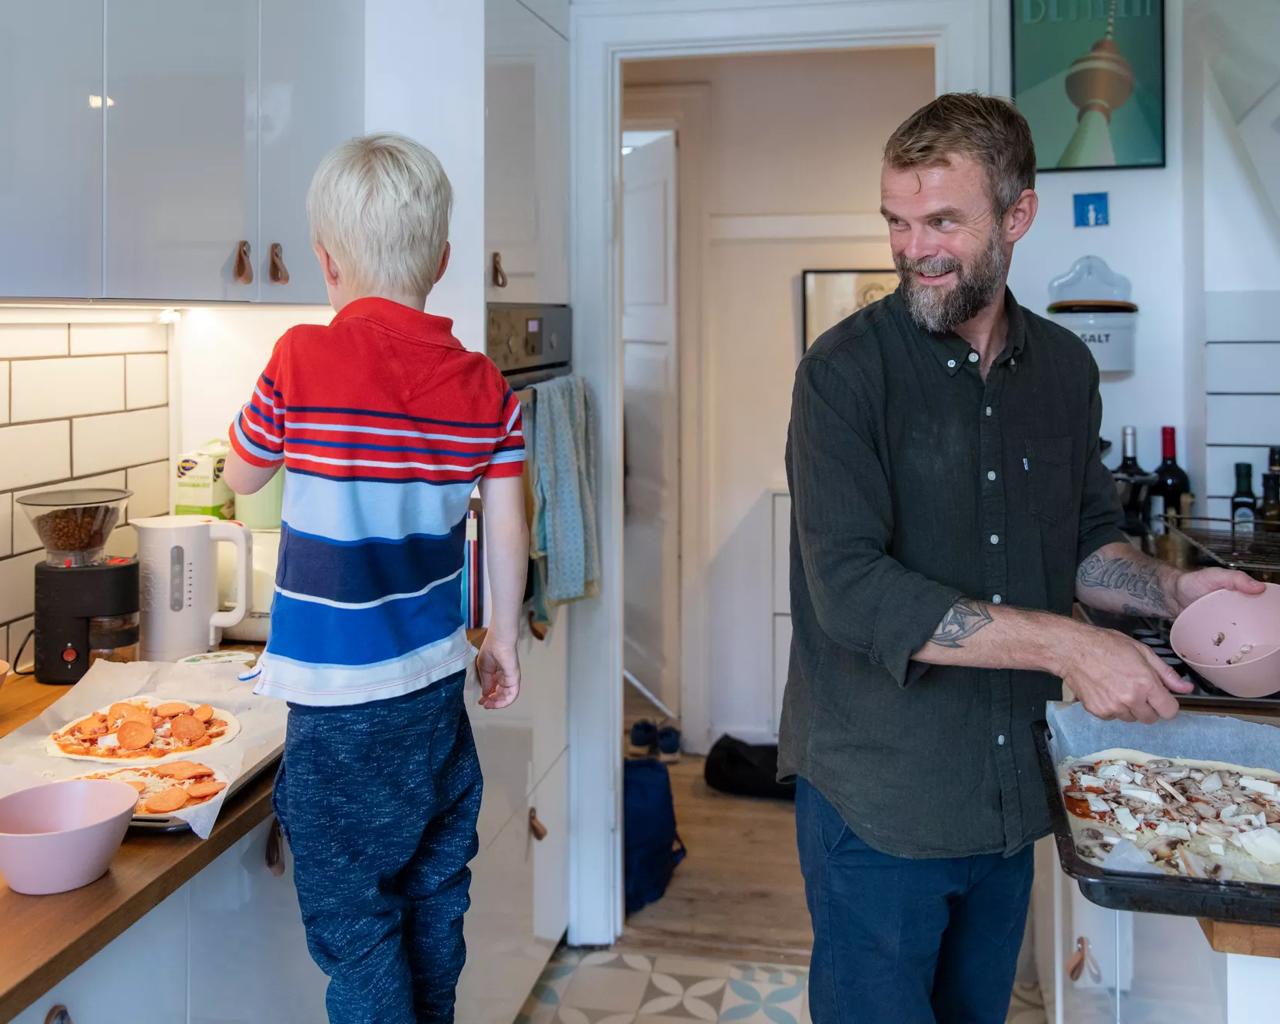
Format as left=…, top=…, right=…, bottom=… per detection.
left=0, top=2, right=104, bottom=300
left=187, top=818, right=328, bottom=1023
left=457, top=748, right=569, bottom=1024
left=12, top=888, right=189, bottom=1024
left=485, top=0, right=569, bottom=305
left=104, top=0, right=260, bottom=301
left=258, top=0, right=365, bottom=304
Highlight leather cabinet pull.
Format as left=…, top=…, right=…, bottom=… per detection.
left=266, top=817, right=286, bottom=876
left=491, top=251, right=508, bottom=288
left=233, top=240, right=254, bottom=285
left=528, top=807, right=548, bottom=842
left=269, top=242, right=290, bottom=285
left=45, top=1006, right=73, bottom=1024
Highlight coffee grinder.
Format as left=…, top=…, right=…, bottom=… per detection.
left=15, top=488, right=140, bottom=684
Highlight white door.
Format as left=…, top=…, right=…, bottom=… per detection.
left=485, top=0, right=570, bottom=305
left=0, top=2, right=103, bottom=299
left=104, top=0, right=259, bottom=301
left=259, top=0, right=365, bottom=305
left=622, top=131, right=680, bottom=716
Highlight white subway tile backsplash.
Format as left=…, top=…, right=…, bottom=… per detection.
left=8, top=616, right=35, bottom=671
left=105, top=525, right=138, bottom=559
left=126, top=353, right=168, bottom=409
left=126, top=460, right=170, bottom=519
left=12, top=471, right=127, bottom=555
left=0, top=550, right=42, bottom=623
left=1206, top=395, right=1280, bottom=447
left=1205, top=343, right=1280, bottom=394
left=11, top=356, right=126, bottom=422
left=72, top=407, right=168, bottom=476
left=0, top=361, right=8, bottom=422
left=1206, top=446, right=1272, bottom=499
left=70, top=323, right=167, bottom=355
left=0, top=493, right=10, bottom=558
left=0, top=421, right=71, bottom=490
left=0, top=325, right=68, bottom=358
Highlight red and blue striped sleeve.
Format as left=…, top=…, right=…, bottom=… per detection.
left=229, top=339, right=287, bottom=468
left=484, top=386, right=526, bottom=479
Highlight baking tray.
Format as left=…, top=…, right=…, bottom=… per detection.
left=1032, top=718, right=1280, bottom=926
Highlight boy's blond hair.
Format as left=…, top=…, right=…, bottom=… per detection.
left=306, top=133, right=453, bottom=299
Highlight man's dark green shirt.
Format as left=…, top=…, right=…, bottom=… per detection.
left=778, top=288, right=1127, bottom=858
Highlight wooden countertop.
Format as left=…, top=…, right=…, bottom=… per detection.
left=0, top=665, right=278, bottom=1021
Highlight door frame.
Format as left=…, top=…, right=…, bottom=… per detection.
left=623, top=85, right=711, bottom=754
left=566, top=0, right=993, bottom=947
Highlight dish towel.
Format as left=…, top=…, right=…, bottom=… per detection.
left=530, top=375, right=600, bottom=606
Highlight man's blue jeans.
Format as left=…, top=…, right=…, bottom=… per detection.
left=796, top=777, right=1033, bottom=1024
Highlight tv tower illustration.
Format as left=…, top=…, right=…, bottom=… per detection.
left=1057, top=1, right=1135, bottom=168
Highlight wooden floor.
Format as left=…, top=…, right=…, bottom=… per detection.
left=617, top=683, right=813, bottom=966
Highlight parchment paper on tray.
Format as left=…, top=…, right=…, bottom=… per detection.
left=0, top=660, right=287, bottom=839
left=1045, top=700, right=1280, bottom=877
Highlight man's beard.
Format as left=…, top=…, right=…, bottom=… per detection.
left=896, top=229, right=1008, bottom=335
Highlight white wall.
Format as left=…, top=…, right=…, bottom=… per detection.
left=624, top=48, right=936, bottom=742
left=997, top=4, right=1188, bottom=477
left=365, top=0, right=487, bottom=350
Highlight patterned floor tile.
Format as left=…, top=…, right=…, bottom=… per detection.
left=556, top=1010, right=638, bottom=1024
left=638, top=972, right=727, bottom=1020
left=562, top=964, right=652, bottom=1013
left=717, top=976, right=809, bottom=1024
left=652, top=956, right=734, bottom=979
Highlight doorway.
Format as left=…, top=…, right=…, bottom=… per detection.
left=565, top=0, right=990, bottom=952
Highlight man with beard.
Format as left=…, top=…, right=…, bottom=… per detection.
left=779, top=93, right=1261, bottom=1023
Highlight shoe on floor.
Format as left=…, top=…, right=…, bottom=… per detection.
left=628, top=718, right=658, bottom=757
left=657, top=724, right=681, bottom=763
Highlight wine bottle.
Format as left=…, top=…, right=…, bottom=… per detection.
left=1269, top=446, right=1280, bottom=475
left=1231, top=462, right=1257, bottom=537
left=1261, top=473, right=1280, bottom=532
left=1112, top=426, right=1153, bottom=537
left=1148, top=426, right=1190, bottom=535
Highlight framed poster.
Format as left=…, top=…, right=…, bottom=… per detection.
left=802, top=269, right=898, bottom=350
left=1011, top=0, right=1165, bottom=172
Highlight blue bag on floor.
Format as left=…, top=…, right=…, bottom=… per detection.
left=623, top=758, right=687, bottom=915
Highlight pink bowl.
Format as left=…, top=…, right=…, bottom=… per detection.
left=1170, top=583, right=1280, bottom=698
left=0, top=780, right=138, bottom=895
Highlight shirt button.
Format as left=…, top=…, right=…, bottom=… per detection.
left=992, top=594, right=1003, bottom=604
left=947, top=359, right=957, bottom=369
left=985, top=406, right=993, bottom=417
left=997, top=734, right=1007, bottom=746
left=968, top=352, right=979, bottom=363
left=986, top=470, right=997, bottom=482
left=990, top=534, right=1000, bottom=545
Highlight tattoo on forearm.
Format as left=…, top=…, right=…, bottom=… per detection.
left=1077, top=552, right=1174, bottom=616
left=930, top=599, right=994, bottom=649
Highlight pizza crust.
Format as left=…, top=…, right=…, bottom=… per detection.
left=76, top=762, right=230, bottom=816
left=48, top=698, right=241, bottom=764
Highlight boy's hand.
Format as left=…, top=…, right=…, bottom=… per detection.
left=476, top=635, right=521, bottom=710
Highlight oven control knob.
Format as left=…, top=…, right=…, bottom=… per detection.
left=62, top=645, right=78, bottom=664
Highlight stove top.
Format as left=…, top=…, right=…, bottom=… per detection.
left=1081, top=607, right=1280, bottom=711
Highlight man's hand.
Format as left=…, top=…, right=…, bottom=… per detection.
left=1055, top=625, right=1194, bottom=724
left=476, top=634, right=521, bottom=710
left=1172, top=567, right=1266, bottom=615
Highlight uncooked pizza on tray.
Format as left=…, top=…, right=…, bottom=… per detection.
left=1059, top=749, right=1280, bottom=885
left=77, top=761, right=229, bottom=815
left=48, top=698, right=241, bottom=763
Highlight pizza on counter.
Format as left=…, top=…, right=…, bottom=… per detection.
left=48, top=698, right=241, bottom=763
left=1059, top=749, right=1280, bottom=885
left=77, top=761, right=229, bottom=816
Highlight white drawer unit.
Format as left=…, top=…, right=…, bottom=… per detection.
left=772, top=614, right=792, bottom=738
left=771, top=490, right=792, bottom=737
left=457, top=748, right=569, bottom=1024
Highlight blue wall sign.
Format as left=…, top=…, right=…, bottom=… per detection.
left=1073, top=192, right=1109, bottom=228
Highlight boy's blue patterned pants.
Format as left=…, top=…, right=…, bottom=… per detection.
left=273, top=672, right=482, bottom=1023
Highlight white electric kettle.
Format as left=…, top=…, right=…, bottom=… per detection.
left=133, top=515, right=252, bottom=662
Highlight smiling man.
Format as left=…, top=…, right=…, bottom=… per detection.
left=779, top=93, right=1262, bottom=1023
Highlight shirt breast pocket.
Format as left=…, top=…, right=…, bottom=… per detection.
left=1024, top=437, right=1074, bottom=524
